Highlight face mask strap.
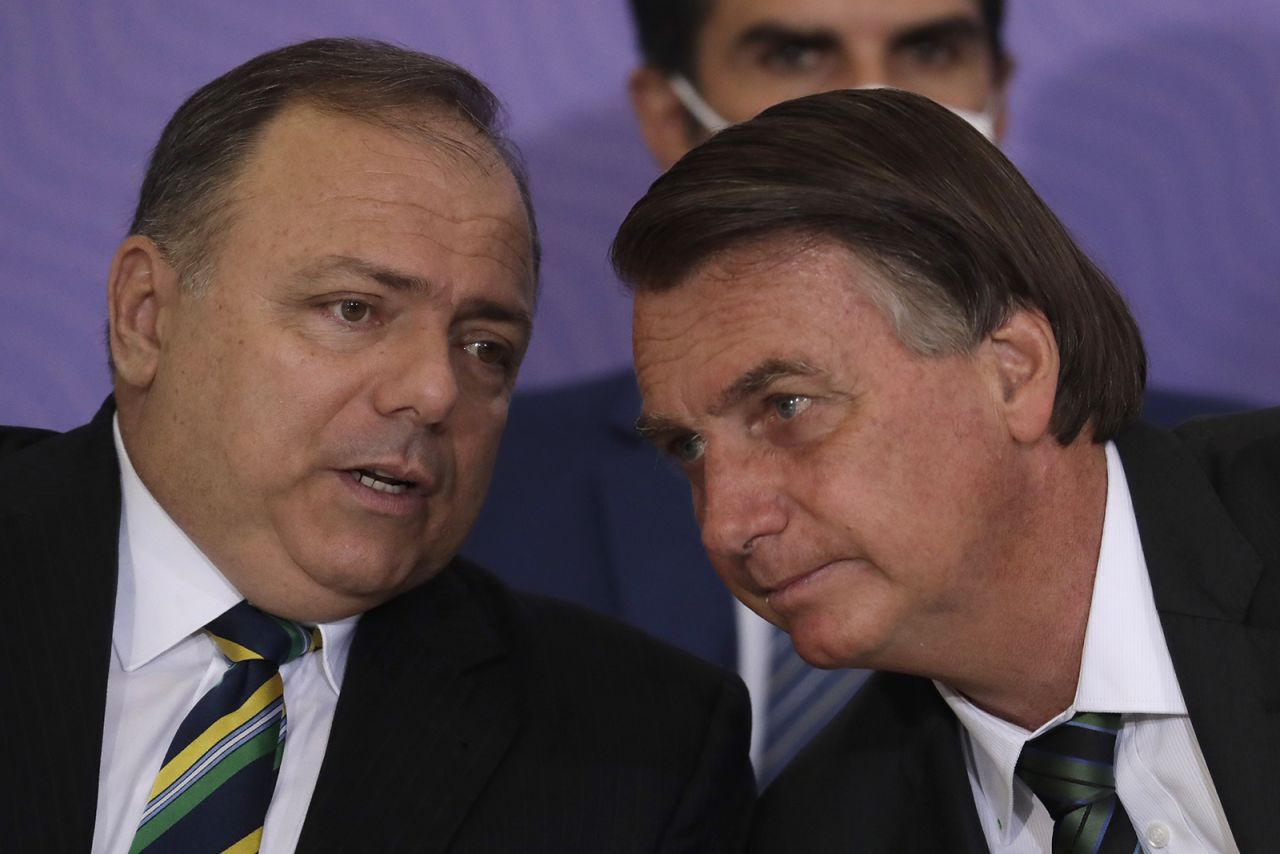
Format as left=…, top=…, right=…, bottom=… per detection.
left=668, top=75, right=731, bottom=134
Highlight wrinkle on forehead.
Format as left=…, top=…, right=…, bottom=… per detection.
left=633, top=238, right=883, bottom=406
left=677, top=231, right=824, bottom=294
left=323, top=194, right=533, bottom=284
left=219, top=107, right=534, bottom=294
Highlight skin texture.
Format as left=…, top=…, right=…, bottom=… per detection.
left=630, top=0, right=1010, bottom=168
left=108, top=104, right=536, bottom=623
left=633, top=239, right=1107, bottom=728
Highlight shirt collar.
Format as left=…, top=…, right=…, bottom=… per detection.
left=936, top=441, right=1187, bottom=843
left=113, top=415, right=356, bottom=692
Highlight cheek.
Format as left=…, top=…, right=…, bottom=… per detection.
left=237, top=335, right=369, bottom=429
left=803, top=393, right=995, bottom=560
left=450, top=399, right=509, bottom=481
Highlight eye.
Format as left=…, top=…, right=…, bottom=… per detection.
left=334, top=299, right=371, bottom=323
left=672, top=432, right=707, bottom=464
left=760, top=39, right=832, bottom=74
left=463, top=339, right=512, bottom=368
left=770, top=394, right=812, bottom=420
left=901, top=36, right=961, bottom=69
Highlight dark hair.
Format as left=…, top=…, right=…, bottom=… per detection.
left=611, top=88, right=1146, bottom=444
left=627, top=0, right=1007, bottom=78
left=130, top=37, right=539, bottom=290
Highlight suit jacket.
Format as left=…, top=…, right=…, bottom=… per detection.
left=463, top=369, right=1250, bottom=672
left=0, top=401, right=755, bottom=853
left=748, top=412, right=1280, bottom=853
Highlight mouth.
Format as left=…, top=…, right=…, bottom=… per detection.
left=761, top=560, right=852, bottom=609
left=348, top=468, right=418, bottom=495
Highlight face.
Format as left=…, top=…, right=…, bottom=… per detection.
left=694, top=0, right=1003, bottom=124
left=122, top=105, right=535, bottom=621
left=633, top=239, right=1031, bottom=672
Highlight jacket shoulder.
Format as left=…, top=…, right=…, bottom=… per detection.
left=441, top=559, right=756, bottom=851
left=0, top=424, right=59, bottom=460
left=454, top=557, right=744, bottom=703
left=0, top=405, right=119, bottom=519
left=1174, top=408, right=1280, bottom=616
left=1172, top=406, right=1280, bottom=460
left=751, top=672, right=983, bottom=852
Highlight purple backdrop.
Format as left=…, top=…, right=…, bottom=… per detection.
left=3, top=1, right=1278, bottom=430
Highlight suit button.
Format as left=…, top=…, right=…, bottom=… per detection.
left=1146, top=821, right=1171, bottom=849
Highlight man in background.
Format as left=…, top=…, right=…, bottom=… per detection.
left=467, top=0, right=1238, bottom=783
left=0, top=37, right=752, bottom=853
left=617, top=86, right=1272, bottom=852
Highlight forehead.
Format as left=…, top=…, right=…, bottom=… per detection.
left=633, top=240, right=892, bottom=400
left=700, top=0, right=984, bottom=44
left=223, top=103, right=534, bottom=291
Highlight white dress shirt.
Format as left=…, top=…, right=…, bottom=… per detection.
left=937, top=442, right=1239, bottom=852
left=736, top=600, right=773, bottom=764
left=92, top=417, right=358, bottom=854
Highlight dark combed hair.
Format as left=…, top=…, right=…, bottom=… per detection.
left=628, top=0, right=1007, bottom=78
left=129, top=36, right=540, bottom=289
left=611, top=88, right=1146, bottom=444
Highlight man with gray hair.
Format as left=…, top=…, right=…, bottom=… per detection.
left=465, top=0, right=1242, bottom=787
left=616, top=88, right=1275, bottom=852
left=0, top=38, right=752, bottom=853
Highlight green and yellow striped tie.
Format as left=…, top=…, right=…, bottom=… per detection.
left=129, top=601, right=321, bottom=854
left=1015, top=712, right=1141, bottom=854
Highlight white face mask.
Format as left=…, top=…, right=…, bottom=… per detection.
left=942, top=104, right=996, bottom=142
left=668, top=75, right=998, bottom=143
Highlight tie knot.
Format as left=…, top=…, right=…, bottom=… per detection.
left=1014, top=711, right=1122, bottom=821
left=205, top=600, right=321, bottom=666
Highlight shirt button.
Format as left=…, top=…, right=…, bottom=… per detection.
left=1146, top=821, right=1171, bottom=849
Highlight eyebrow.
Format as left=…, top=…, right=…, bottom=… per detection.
left=299, top=254, right=532, bottom=327
left=635, top=357, right=819, bottom=443
left=300, top=255, right=432, bottom=293
left=634, top=412, right=685, bottom=443
left=734, top=23, right=840, bottom=55
left=888, top=15, right=987, bottom=52
left=453, top=295, right=533, bottom=336
left=713, top=358, right=819, bottom=416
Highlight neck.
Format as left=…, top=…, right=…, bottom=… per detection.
left=932, top=439, right=1109, bottom=730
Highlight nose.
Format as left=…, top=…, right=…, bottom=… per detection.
left=370, top=336, right=459, bottom=429
left=839, top=49, right=893, bottom=92
left=696, top=444, right=789, bottom=562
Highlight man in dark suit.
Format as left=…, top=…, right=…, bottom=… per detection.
left=464, top=0, right=1243, bottom=782
left=0, top=38, right=752, bottom=853
left=615, top=88, right=1275, bottom=852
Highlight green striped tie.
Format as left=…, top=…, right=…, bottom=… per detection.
left=1014, top=712, right=1141, bottom=854
left=129, top=601, right=321, bottom=854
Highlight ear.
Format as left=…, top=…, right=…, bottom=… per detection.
left=628, top=65, right=698, bottom=170
left=106, top=235, right=181, bottom=391
left=983, top=308, right=1058, bottom=444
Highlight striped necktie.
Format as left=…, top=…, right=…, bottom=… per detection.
left=759, top=626, right=870, bottom=786
left=1015, top=712, right=1140, bottom=854
left=129, top=601, right=322, bottom=854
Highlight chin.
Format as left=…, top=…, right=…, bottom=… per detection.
left=295, top=537, right=439, bottom=600
left=787, top=610, right=883, bottom=671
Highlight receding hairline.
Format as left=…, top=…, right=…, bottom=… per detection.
left=171, top=97, right=535, bottom=290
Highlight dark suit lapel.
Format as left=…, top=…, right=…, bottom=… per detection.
left=1117, top=423, right=1277, bottom=851
left=754, top=674, right=987, bottom=853
left=596, top=378, right=738, bottom=668
left=898, top=685, right=989, bottom=852
left=0, top=403, right=119, bottom=852
left=297, top=567, right=522, bottom=854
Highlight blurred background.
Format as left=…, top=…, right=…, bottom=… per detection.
left=2, top=0, right=1277, bottom=429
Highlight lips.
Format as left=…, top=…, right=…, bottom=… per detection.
left=350, top=468, right=416, bottom=495
left=757, top=558, right=859, bottom=609
left=764, top=566, right=823, bottom=598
